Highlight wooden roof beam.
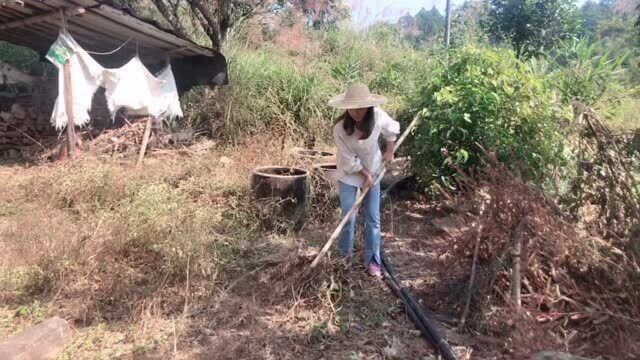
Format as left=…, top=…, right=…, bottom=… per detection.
left=0, top=5, right=85, bottom=30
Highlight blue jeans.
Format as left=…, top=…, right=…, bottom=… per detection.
left=337, top=181, right=381, bottom=267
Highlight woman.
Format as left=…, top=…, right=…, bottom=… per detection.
left=329, top=84, right=400, bottom=277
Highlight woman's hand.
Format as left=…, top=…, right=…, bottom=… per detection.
left=363, top=172, right=374, bottom=189
left=359, top=169, right=375, bottom=189
left=384, top=140, right=395, bottom=162
left=383, top=149, right=394, bottom=162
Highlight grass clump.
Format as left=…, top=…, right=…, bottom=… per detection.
left=183, top=48, right=336, bottom=144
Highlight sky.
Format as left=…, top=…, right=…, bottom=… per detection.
left=345, top=0, right=463, bottom=27
left=345, top=0, right=589, bottom=27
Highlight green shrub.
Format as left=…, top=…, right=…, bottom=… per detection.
left=370, top=48, right=438, bottom=115
left=405, top=46, right=570, bottom=189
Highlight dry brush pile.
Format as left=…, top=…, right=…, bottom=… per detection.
left=440, top=157, right=640, bottom=357
left=565, top=101, right=640, bottom=240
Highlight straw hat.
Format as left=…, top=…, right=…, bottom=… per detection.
left=328, top=83, right=387, bottom=109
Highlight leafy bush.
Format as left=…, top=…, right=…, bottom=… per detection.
left=405, top=46, right=570, bottom=189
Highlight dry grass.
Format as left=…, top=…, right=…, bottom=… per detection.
left=0, top=135, right=281, bottom=355
left=0, top=134, right=432, bottom=359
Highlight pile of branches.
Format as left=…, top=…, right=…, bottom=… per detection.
left=23, top=119, right=198, bottom=162
left=83, top=120, right=155, bottom=156
left=445, top=157, right=640, bottom=357
left=566, top=101, right=640, bottom=240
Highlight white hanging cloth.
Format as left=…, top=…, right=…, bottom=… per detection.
left=105, top=57, right=183, bottom=119
left=47, top=33, right=114, bottom=130
left=46, top=33, right=183, bottom=130
left=154, top=65, right=184, bottom=119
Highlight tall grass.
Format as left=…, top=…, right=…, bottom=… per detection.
left=182, top=48, right=337, bottom=144
left=181, top=23, right=437, bottom=144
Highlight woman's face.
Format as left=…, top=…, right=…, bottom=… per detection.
left=347, top=108, right=368, bottom=122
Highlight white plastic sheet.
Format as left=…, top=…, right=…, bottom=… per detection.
left=47, top=33, right=184, bottom=130
left=48, top=34, right=111, bottom=130
left=105, top=58, right=183, bottom=119
left=154, top=66, right=183, bottom=119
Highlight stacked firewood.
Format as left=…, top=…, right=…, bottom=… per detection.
left=0, top=103, right=56, bottom=159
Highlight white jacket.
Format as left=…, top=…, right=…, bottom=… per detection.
left=333, top=107, right=400, bottom=188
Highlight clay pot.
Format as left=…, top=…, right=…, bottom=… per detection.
left=311, top=162, right=338, bottom=183
left=251, top=166, right=310, bottom=230
left=290, top=148, right=335, bottom=168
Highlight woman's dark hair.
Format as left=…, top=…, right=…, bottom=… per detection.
left=337, top=107, right=375, bottom=140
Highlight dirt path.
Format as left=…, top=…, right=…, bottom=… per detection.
left=181, top=223, right=438, bottom=359
left=181, top=198, right=483, bottom=359
left=381, top=199, right=496, bottom=360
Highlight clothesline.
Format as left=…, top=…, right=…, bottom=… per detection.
left=85, top=37, right=133, bottom=56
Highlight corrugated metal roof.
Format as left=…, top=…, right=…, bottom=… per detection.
left=0, top=0, right=224, bottom=68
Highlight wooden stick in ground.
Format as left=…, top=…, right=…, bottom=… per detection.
left=137, top=117, right=153, bottom=166
left=512, top=216, right=526, bottom=309
left=459, top=200, right=487, bottom=329
left=63, top=59, right=75, bottom=158
left=309, top=114, right=423, bottom=269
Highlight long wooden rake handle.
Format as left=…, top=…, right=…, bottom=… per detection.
left=310, top=114, right=423, bottom=268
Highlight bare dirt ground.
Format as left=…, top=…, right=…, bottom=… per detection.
left=168, top=218, right=440, bottom=359
left=7, top=132, right=629, bottom=359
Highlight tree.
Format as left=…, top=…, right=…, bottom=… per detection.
left=415, top=6, right=445, bottom=38
left=141, top=0, right=267, bottom=50
left=580, top=0, right=614, bottom=37
left=486, top=0, right=580, bottom=59
left=291, top=0, right=350, bottom=29
left=636, top=3, right=640, bottom=40
left=451, top=1, right=489, bottom=46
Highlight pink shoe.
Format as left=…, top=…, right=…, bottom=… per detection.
left=368, top=262, right=382, bottom=277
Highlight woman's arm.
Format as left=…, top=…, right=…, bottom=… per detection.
left=358, top=168, right=374, bottom=188
left=377, top=109, right=400, bottom=162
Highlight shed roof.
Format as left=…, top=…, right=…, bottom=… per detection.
left=0, top=0, right=222, bottom=67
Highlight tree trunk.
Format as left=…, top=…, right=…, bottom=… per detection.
left=218, top=0, right=231, bottom=45
left=150, top=0, right=191, bottom=40
left=188, top=0, right=223, bottom=49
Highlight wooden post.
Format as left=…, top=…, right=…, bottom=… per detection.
left=63, top=60, right=75, bottom=158
left=459, top=201, right=485, bottom=329
left=444, top=0, right=452, bottom=47
left=137, top=117, right=153, bottom=166
left=512, top=217, right=526, bottom=309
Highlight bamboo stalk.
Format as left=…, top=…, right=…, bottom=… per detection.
left=512, top=217, right=526, bottom=309
left=459, top=201, right=486, bottom=329
left=309, top=114, right=422, bottom=269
